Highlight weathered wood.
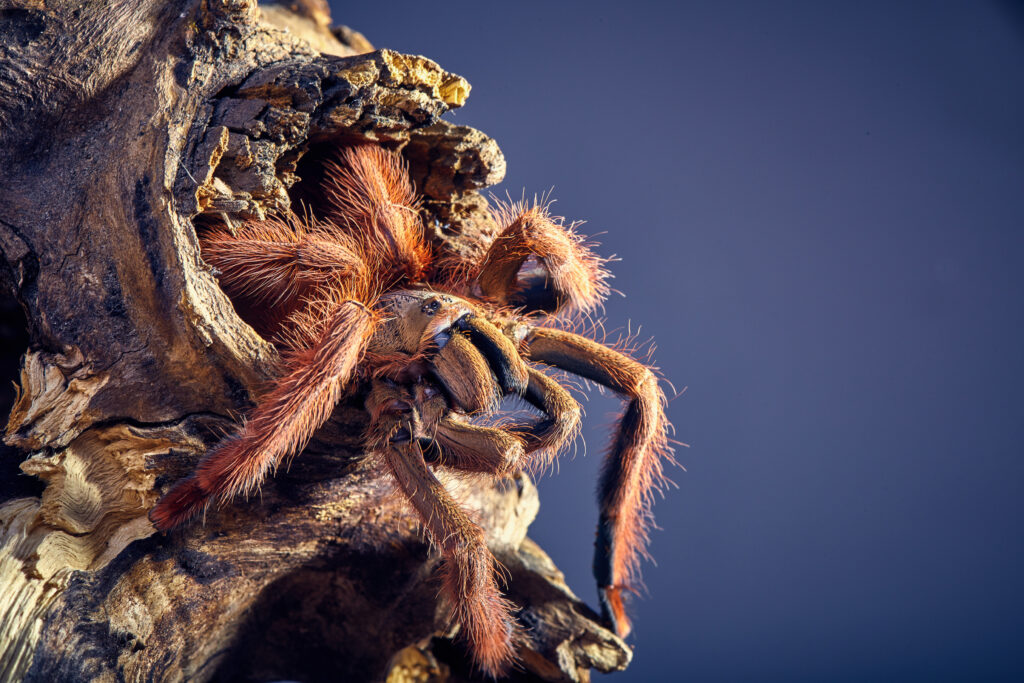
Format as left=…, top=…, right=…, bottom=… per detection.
left=0, top=1, right=630, bottom=681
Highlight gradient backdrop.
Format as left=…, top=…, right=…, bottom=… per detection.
left=329, top=2, right=1024, bottom=680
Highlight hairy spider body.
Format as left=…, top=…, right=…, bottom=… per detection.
left=150, top=146, right=674, bottom=676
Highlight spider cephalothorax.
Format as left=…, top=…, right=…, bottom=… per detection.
left=150, top=145, right=674, bottom=676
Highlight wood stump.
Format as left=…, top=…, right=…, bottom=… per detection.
left=0, top=1, right=631, bottom=681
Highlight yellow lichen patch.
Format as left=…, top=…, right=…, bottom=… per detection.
left=378, top=50, right=471, bottom=109
left=5, top=348, right=109, bottom=451
left=438, top=75, right=470, bottom=108
left=336, top=58, right=380, bottom=89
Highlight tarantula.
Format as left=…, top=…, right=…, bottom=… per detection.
left=149, top=145, right=674, bottom=676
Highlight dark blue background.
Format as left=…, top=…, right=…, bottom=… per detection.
left=330, top=2, right=1024, bottom=680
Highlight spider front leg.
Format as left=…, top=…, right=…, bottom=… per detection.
left=524, top=327, right=673, bottom=638
left=149, top=294, right=377, bottom=530
left=424, top=308, right=580, bottom=469
left=366, top=382, right=520, bottom=676
left=428, top=317, right=581, bottom=472
left=498, top=366, right=582, bottom=473
left=475, top=200, right=610, bottom=316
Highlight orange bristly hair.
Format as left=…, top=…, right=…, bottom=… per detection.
left=149, top=296, right=378, bottom=530
left=321, top=145, right=431, bottom=282
left=477, top=198, right=611, bottom=316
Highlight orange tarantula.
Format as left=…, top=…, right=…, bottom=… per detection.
left=149, top=145, right=674, bottom=676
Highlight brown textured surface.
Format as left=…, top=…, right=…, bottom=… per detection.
left=0, top=1, right=628, bottom=681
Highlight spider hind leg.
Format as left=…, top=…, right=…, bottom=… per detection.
left=320, top=145, right=430, bottom=281
left=198, top=215, right=368, bottom=338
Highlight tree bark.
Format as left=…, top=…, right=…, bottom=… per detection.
left=0, top=1, right=630, bottom=681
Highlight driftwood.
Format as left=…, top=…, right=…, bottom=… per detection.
left=0, top=1, right=631, bottom=681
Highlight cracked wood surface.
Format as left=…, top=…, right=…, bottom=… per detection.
left=0, top=1, right=630, bottom=681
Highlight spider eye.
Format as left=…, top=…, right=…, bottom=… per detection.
left=421, top=299, right=441, bottom=316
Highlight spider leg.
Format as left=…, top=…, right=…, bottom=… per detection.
left=429, top=313, right=578, bottom=468
left=149, top=295, right=377, bottom=530
left=523, top=327, right=673, bottom=638
left=512, top=367, right=582, bottom=467
left=366, top=384, right=519, bottom=676
left=454, top=315, right=529, bottom=395
left=476, top=200, right=609, bottom=316
left=200, top=216, right=368, bottom=334
left=431, top=332, right=501, bottom=414
left=427, top=417, right=525, bottom=475
left=381, top=378, right=524, bottom=475
left=321, top=145, right=429, bottom=280
left=421, top=359, right=577, bottom=475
